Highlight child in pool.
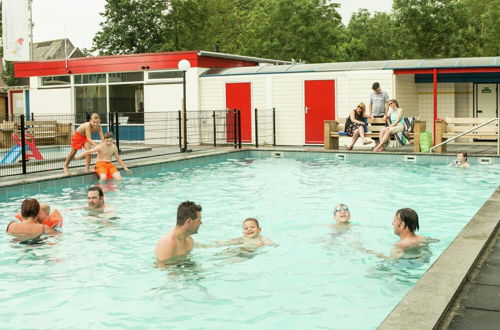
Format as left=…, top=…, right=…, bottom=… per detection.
left=6, top=199, right=57, bottom=242
left=225, top=218, right=274, bottom=248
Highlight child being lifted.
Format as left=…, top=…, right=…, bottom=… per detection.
left=63, top=113, right=105, bottom=175
left=76, top=132, right=131, bottom=182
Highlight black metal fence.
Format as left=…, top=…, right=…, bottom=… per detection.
left=0, top=108, right=276, bottom=177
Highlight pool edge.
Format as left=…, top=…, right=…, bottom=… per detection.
left=378, top=186, right=500, bottom=330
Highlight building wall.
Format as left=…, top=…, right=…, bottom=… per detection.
left=30, top=87, right=72, bottom=115
left=455, top=83, right=473, bottom=117
left=200, top=70, right=393, bottom=145
left=417, top=83, right=457, bottom=138
left=394, top=75, right=418, bottom=117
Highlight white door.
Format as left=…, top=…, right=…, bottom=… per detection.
left=476, top=83, right=498, bottom=118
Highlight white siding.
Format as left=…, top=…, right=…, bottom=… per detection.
left=394, top=75, right=418, bottom=117
left=200, top=70, right=393, bottom=145
left=30, top=87, right=72, bottom=115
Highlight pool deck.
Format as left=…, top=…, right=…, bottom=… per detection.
left=1, top=144, right=499, bottom=329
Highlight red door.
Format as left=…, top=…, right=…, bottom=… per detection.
left=304, top=80, right=335, bottom=144
left=226, top=82, right=251, bottom=142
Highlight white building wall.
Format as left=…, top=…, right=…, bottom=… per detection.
left=417, top=83, right=457, bottom=138
left=394, top=75, right=418, bottom=117
left=200, top=69, right=393, bottom=145
left=455, top=83, right=473, bottom=117
left=30, top=87, right=72, bottom=115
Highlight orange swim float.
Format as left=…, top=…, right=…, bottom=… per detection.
left=14, top=210, right=63, bottom=229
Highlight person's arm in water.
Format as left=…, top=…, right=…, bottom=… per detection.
left=75, top=144, right=102, bottom=160
left=113, top=149, right=132, bottom=174
left=194, top=237, right=243, bottom=248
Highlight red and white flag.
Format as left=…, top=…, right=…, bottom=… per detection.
left=2, top=0, right=31, bottom=61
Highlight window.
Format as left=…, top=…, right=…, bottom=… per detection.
left=148, top=71, right=183, bottom=80
left=75, top=86, right=107, bottom=123
left=108, top=72, right=144, bottom=83
left=74, top=74, right=106, bottom=84
left=109, top=84, right=144, bottom=124
left=40, top=75, right=70, bottom=86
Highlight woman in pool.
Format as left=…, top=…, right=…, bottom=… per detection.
left=6, top=198, right=55, bottom=242
left=345, top=103, right=372, bottom=150
left=373, top=99, right=404, bottom=152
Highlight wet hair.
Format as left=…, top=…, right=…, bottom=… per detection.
left=177, top=201, right=202, bottom=226
left=88, top=186, right=104, bottom=198
left=458, top=151, right=467, bottom=161
left=396, top=208, right=419, bottom=233
left=104, top=132, right=114, bottom=139
left=243, top=217, right=260, bottom=227
left=39, top=202, right=50, bottom=214
left=388, top=99, right=399, bottom=107
left=21, top=198, right=40, bottom=219
left=372, top=82, right=380, bottom=90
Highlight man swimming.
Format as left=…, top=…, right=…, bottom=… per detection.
left=86, top=186, right=106, bottom=214
left=390, top=208, right=428, bottom=258
left=155, top=201, right=203, bottom=265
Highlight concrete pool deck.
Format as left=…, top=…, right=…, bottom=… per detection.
left=1, top=145, right=499, bottom=329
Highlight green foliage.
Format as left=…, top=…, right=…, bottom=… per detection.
left=91, top=0, right=500, bottom=61
left=1, top=61, right=21, bottom=86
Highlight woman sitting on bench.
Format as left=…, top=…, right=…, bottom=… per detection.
left=346, top=103, right=372, bottom=150
left=374, top=99, right=404, bottom=152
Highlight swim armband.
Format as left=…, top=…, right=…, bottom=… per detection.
left=14, top=210, right=63, bottom=229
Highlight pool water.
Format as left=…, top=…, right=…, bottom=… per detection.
left=1, top=156, right=499, bottom=329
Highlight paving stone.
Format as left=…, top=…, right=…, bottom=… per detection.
left=448, top=308, right=500, bottom=330
left=460, top=283, right=500, bottom=311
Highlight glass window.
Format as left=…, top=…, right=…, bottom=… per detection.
left=75, top=86, right=107, bottom=123
left=74, top=74, right=106, bottom=84
left=40, top=75, right=70, bottom=86
left=109, top=84, right=144, bottom=124
left=108, top=72, right=144, bottom=83
left=148, top=71, right=183, bottom=80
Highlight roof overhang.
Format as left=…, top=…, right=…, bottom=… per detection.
left=13, top=50, right=273, bottom=78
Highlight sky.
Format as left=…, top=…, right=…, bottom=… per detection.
left=32, top=0, right=393, bottom=50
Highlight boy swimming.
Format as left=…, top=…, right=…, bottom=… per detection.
left=76, top=132, right=131, bottom=182
left=64, top=113, right=105, bottom=175
left=225, top=218, right=274, bottom=248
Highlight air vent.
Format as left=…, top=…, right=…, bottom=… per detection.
left=404, top=155, right=416, bottom=163
left=478, top=157, right=492, bottom=165
left=272, top=151, right=284, bottom=158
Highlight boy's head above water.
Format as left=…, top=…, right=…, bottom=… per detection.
left=333, top=203, right=351, bottom=223
left=242, top=218, right=261, bottom=239
left=38, top=202, right=50, bottom=222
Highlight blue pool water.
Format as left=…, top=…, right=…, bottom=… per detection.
left=1, top=154, right=499, bottom=329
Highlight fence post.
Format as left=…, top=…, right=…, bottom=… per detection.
left=272, top=107, right=276, bottom=146
left=178, top=110, right=182, bottom=150
left=85, top=112, right=90, bottom=122
left=212, top=111, right=217, bottom=147
left=233, top=109, right=237, bottom=149
left=20, top=115, right=27, bottom=174
left=254, top=108, right=258, bottom=148
left=108, top=112, right=114, bottom=136
left=237, top=109, right=242, bottom=149
left=31, top=113, right=34, bottom=121
left=114, top=112, right=120, bottom=152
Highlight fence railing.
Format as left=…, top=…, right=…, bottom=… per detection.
left=0, top=108, right=276, bottom=177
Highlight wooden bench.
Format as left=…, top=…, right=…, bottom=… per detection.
left=324, top=117, right=426, bottom=152
left=0, top=121, right=16, bottom=148
left=24, top=120, right=72, bottom=146
left=434, top=118, right=499, bottom=153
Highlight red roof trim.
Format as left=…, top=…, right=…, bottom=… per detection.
left=14, top=50, right=257, bottom=77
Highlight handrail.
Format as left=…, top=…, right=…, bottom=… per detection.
left=430, top=117, right=500, bottom=155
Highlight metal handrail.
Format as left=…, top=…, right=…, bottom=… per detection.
left=430, top=117, right=500, bottom=155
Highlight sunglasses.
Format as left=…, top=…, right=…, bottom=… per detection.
left=334, top=205, right=349, bottom=214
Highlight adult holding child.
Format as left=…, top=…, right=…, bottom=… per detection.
left=63, top=113, right=105, bottom=175
left=6, top=198, right=56, bottom=242
left=373, top=99, right=404, bottom=152
left=345, top=103, right=372, bottom=150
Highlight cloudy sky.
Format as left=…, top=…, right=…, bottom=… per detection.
left=32, top=0, right=393, bottom=50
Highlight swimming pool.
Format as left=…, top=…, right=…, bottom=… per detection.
left=1, top=152, right=499, bottom=329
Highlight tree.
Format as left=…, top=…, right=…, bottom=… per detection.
left=340, top=9, right=401, bottom=61
left=92, top=0, right=170, bottom=55
left=242, top=0, right=345, bottom=62
left=460, top=0, right=500, bottom=56
left=392, top=0, right=471, bottom=58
